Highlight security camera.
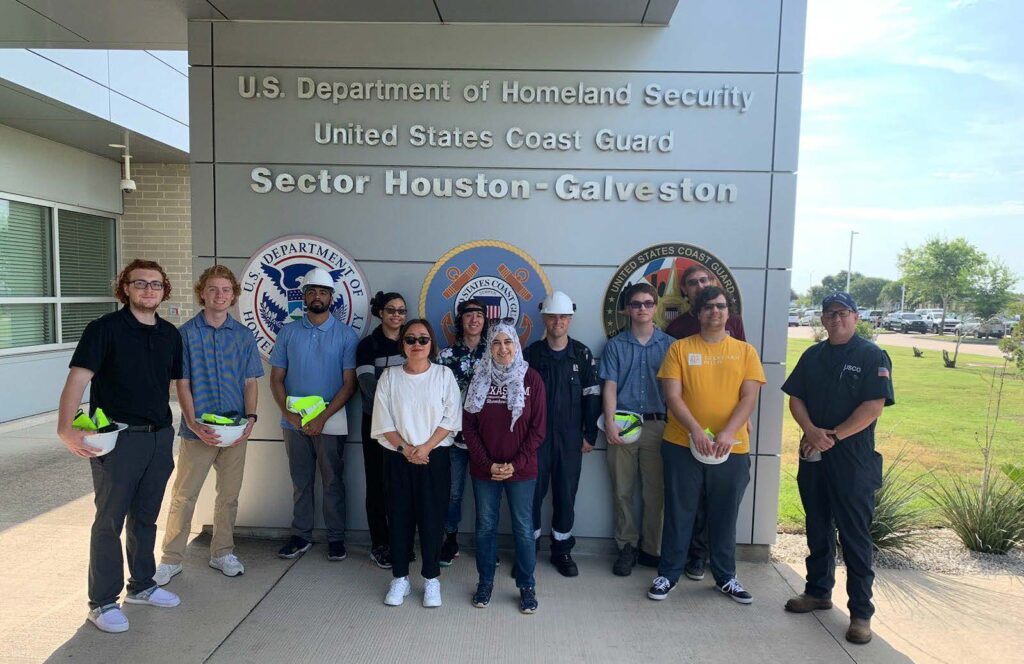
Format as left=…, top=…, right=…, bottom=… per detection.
left=120, top=178, right=137, bottom=194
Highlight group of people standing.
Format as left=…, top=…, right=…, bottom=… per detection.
left=57, top=257, right=893, bottom=646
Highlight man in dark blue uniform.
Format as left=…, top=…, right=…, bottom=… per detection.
left=524, top=290, right=600, bottom=577
left=781, top=292, right=894, bottom=645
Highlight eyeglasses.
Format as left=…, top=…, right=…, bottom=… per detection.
left=403, top=335, right=431, bottom=346
left=685, top=277, right=711, bottom=287
left=702, top=302, right=729, bottom=311
left=628, top=301, right=656, bottom=310
left=383, top=307, right=407, bottom=316
left=491, top=316, right=517, bottom=325
left=129, top=280, right=165, bottom=291
left=823, top=310, right=852, bottom=320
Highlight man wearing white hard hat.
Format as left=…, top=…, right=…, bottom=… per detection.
left=649, top=286, right=765, bottom=604
left=523, top=291, right=600, bottom=577
left=269, top=267, right=359, bottom=562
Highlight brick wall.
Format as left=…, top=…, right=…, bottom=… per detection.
left=119, top=163, right=193, bottom=327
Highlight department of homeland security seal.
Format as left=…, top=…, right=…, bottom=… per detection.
left=420, top=240, right=551, bottom=348
left=239, top=235, right=370, bottom=359
left=602, top=242, right=742, bottom=337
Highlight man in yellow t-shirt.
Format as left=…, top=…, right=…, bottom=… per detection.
left=646, top=286, right=766, bottom=605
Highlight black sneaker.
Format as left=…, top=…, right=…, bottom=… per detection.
left=684, top=559, right=705, bottom=581
left=519, top=586, right=538, bottom=614
left=369, top=545, right=392, bottom=569
left=647, top=576, right=676, bottom=601
left=612, top=543, right=637, bottom=576
left=717, top=578, right=753, bottom=604
left=440, top=532, right=459, bottom=567
left=472, top=582, right=493, bottom=608
left=277, top=536, right=312, bottom=559
left=636, top=549, right=661, bottom=568
left=327, top=540, right=347, bottom=561
left=551, top=553, right=579, bottom=577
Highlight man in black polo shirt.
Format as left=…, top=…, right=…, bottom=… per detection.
left=781, top=292, right=894, bottom=645
left=57, top=259, right=184, bottom=634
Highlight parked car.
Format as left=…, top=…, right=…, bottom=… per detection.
left=885, top=312, right=928, bottom=334
left=915, top=308, right=960, bottom=334
left=788, top=309, right=800, bottom=327
left=955, top=316, right=983, bottom=336
left=882, top=312, right=905, bottom=330
left=799, top=309, right=821, bottom=326
left=866, top=310, right=885, bottom=327
left=976, top=317, right=1006, bottom=339
left=1004, top=316, right=1020, bottom=336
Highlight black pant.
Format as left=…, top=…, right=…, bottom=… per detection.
left=687, top=497, right=709, bottom=567
left=361, top=414, right=390, bottom=548
left=88, top=427, right=174, bottom=608
left=386, top=446, right=450, bottom=579
left=798, top=446, right=881, bottom=619
left=532, top=437, right=583, bottom=554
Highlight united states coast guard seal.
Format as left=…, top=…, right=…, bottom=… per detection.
left=602, top=242, right=742, bottom=337
left=238, top=235, right=370, bottom=359
left=420, top=240, right=551, bottom=348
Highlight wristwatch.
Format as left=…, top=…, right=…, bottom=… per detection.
left=829, top=433, right=840, bottom=443
left=246, top=413, right=258, bottom=422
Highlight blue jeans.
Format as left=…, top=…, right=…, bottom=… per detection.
left=473, top=477, right=537, bottom=588
left=444, top=446, right=469, bottom=534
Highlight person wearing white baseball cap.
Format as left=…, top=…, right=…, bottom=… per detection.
left=523, top=291, right=600, bottom=577
left=269, top=266, right=359, bottom=562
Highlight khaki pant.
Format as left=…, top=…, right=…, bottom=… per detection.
left=606, top=420, right=665, bottom=555
left=160, top=438, right=246, bottom=564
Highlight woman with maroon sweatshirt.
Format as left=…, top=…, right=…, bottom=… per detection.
left=463, top=322, right=547, bottom=614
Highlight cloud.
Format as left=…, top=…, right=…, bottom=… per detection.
left=897, top=54, right=1022, bottom=84
left=806, top=201, right=1024, bottom=224
left=805, top=0, right=919, bottom=61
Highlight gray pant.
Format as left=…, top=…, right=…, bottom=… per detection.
left=283, top=429, right=347, bottom=542
left=658, top=441, right=750, bottom=586
left=88, top=427, right=175, bottom=608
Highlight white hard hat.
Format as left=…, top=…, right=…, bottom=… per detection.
left=302, top=267, right=335, bottom=291
left=539, top=290, right=576, bottom=315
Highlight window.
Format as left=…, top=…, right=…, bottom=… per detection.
left=0, top=195, right=118, bottom=354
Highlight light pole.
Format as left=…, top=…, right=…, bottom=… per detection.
left=846, top=231, right=859, bottom=291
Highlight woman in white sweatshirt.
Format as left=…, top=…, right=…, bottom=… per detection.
left=370, top=318, right=461, bottom=608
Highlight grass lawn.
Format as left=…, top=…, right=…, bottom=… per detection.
left=777, top=339, right=1024, bottom=532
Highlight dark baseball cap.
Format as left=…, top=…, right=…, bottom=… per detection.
left=822, top=292, right=857, bottom=311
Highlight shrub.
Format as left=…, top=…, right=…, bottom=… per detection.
left=927, top=473, right=1024, bottom=554
left=871, top=448, right=931, bottom=554
left=810, top=318, right=827, bottom=342
left=856, top=319, right=878, bottom=341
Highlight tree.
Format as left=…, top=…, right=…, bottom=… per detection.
left=849, top=276, right=891, bottom=308
left=878, top=280, right=904, bottom=309
left=898, top=237, right=985, bottom=332
left=970, top=259, right=1016, bottom=318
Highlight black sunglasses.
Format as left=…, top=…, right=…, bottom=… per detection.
left=490, top=316, right=517, bottom=324
left=383, top=306, right=407, bottom=316
left=403, top=335, right=431, bottom=346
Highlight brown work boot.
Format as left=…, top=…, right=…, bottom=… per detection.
left=846, top=617, right=872, bottom=644
left=784, top=593, right=833, bottom=613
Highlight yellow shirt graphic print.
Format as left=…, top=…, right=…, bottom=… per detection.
left=657, top=335, right=766, bottom=454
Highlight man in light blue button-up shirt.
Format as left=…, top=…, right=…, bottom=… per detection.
left=598, top=282, right=673, bottom=577
left=269, top=268, right=358, bottom=561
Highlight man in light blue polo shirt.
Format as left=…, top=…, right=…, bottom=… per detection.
left=269, top=267, right=358, bottom=561
left=599, top=281, right=674, bottom=577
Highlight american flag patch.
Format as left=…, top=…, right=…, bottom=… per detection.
left=878, top=367, right=890, bottom=378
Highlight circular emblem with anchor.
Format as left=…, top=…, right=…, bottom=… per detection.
left=238, top=235, right=370, bottom=360
left=602, top=242, right=742, bottom=337
left=420, top=240, right=551, bottom=348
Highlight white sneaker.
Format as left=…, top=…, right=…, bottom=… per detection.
left=154, top=563, right=182, bottom=586
left=124, top=585, right=181, bottom=608
left=384, top=576, right=411, bottom=606
left=423, top=577, right=442, bottom=608
left=210, top=553, right=245, bottom=577
left=87, top=604, right=129, bottom=633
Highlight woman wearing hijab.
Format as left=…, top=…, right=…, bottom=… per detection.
left=463, top=322, right=547, bottom=614
left=356, top=291, right=407, bottom=569
left=371, top=319, right=461, bottom=608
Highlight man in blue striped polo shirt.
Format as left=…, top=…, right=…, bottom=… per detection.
left=155, top=265, right=263, bottom=587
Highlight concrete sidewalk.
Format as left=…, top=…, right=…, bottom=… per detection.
left=2, top=415, right=1022, bottom=663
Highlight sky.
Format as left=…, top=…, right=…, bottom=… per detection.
left=793, top=0, right=1024, bottom=294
